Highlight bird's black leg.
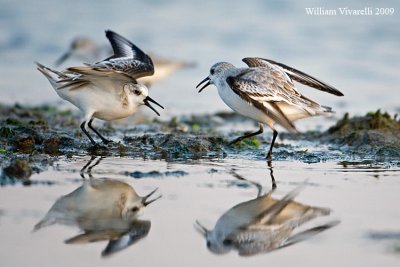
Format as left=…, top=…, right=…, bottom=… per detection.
left=266, top=130, right=278, bottom=162
left=87, top=156, right=104, bottom=179
left=80, top=121, right=96, bottom=145
left=80, top=156, right=104, bottom=180
left=267, top=160, right=277, bottom=190
left=80, top=156, right=96, bottom=179
left=228, top=124, right=264, bottom=145
left=88, top=118, right=111, bottom=144
left=229, top=169, right=264, bottom=197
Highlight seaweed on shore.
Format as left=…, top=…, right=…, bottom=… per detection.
left=1, top=104, right=399, bottom=180
left=321, top=110, right=400, bottom=158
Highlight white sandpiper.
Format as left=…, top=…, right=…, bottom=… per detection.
left=37, top=30, right=164, bottom=145
left=55, top=35, right=195, bottom=87
left=196, top=57, right=344, bottom=161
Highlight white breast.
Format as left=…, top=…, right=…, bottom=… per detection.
left=216, top=80, right=274, bottom=127
left=57, top=80, right=138, bottom=121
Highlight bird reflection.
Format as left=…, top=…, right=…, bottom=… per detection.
left=55, top=35, right=195, bottom=87
left=34, top=157, right=161, bottom=257
left=267, top=161, right=277, bottom=189
left=196, top=172, right=339, bottom=256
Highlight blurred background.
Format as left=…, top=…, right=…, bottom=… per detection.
left=1, top=0, right=399, bottom=126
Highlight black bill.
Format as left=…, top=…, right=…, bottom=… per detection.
left=142, top=188, right=162, bottom=206
left=144, top=96, right=164, bottom=116
left=194, top=220, right=209, bottom=237
left=196, top=77, right=211, bottom=93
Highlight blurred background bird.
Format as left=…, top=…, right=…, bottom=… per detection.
left=55, top=35, right=196, bottom=87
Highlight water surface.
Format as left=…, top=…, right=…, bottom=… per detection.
left=1, top=157, right=399, bottom=266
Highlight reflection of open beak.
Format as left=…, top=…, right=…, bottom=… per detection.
left=194, top=220, right=209, bottom=237
left=196, top=77, right=211, bottom=93
left=54, top=50, right=72, bottom=67
left=142, top=188, right=162, bottom=206
left=144, top=96, right=164, bottom=116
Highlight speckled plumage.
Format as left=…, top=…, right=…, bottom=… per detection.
left=196, top=186, right=337, bottom=256
left=197, top=57, right=343, bottom=160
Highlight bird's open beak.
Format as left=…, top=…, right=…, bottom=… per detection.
left=194, top=220, right=209, bottom=237
left=54, top=50, right=72, bottom=67
left=142, top=188, right=162, bottom=206
left=144, top=96, right=164, bottom=116
left=196, top=77, right=211, bottom=93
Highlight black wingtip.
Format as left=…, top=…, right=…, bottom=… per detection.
left=105, top=29, right=113, bottom=36
left=103, top=29, right=153, bottom=65
left=104, top=30, right=127, bottom=46
left=105, top=30, right=121, bottom=43
left=326, top=88, right=344, bottom=97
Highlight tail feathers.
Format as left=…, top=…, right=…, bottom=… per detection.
left=313, top=206, right=331, bottom=216
left=309, top=104, right=334, bottom=117
left=35, top=62, right=68, bottom=85
left=275, top=102, right=334, bottom=123
left=282, top=220, right=340, bottom=248
left=321, top=105, right=334, bottom=113
left=33, top=216, right=56, bottom=232
left=36, top=62, right=52, bottom=80
left=36, top=62, right=84, bottom=90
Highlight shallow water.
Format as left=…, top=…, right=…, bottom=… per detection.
left=1, top=156, right=400, bottom=266
left=1, top=0, right=400, bottom=266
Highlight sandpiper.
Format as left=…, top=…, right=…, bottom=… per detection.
left=55, top=36, right=195, bottom=86
left=197, top=57, right=343, bottom=161
left=34, top=157, right=160, bottom=257
left=37, top=30, right=164, bottom=145
left=195, top=185, right=338, bottom=255
left=33, top=178, right=160, bottom=231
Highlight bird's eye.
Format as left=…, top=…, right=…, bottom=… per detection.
left=223, top=239, right=232, bottom=246
left=210, top=69, right=215, bottom=75
left=131, top=207, right=139, bottom=212
left=206, top=241, right=211, bottom=248
left=134, top=89, right=141, bottom=95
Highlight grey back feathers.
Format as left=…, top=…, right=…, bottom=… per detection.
left=242, top=57, right=344, bottom=96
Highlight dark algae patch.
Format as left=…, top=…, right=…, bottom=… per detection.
left=327, top=110, right=400, bottom=144
left=322, top=110, right=400, bottom=159
left=125, top=170, right=189, bottom=179
left=3, top=159, right=32, bottom=179
left=1, top=156, right=59, bottom=186
left=1, top=104, right=399, bottom=178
